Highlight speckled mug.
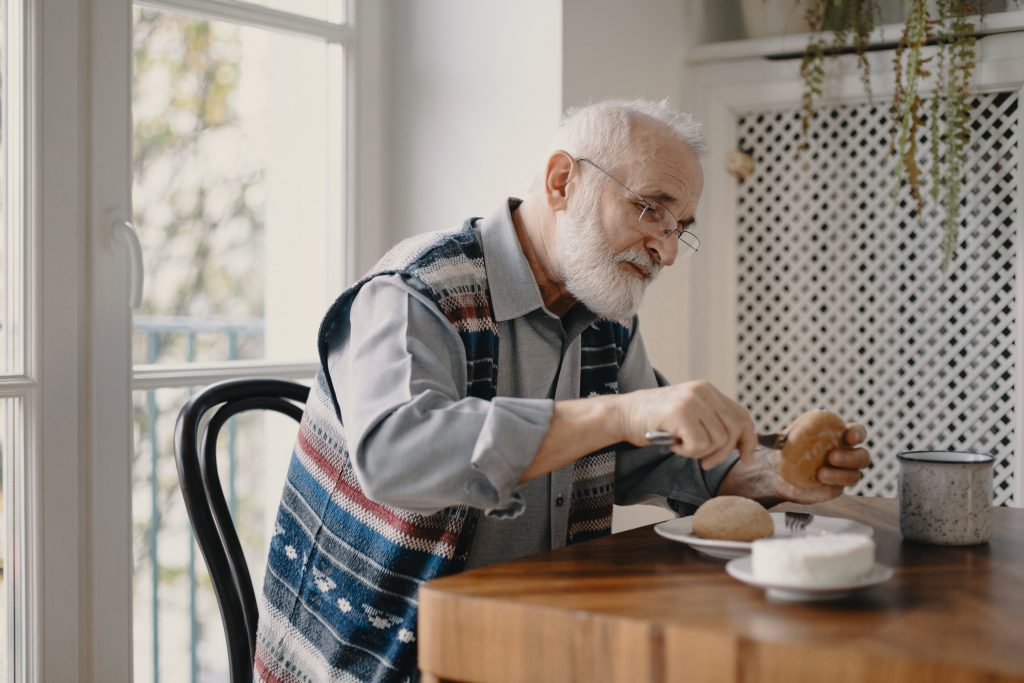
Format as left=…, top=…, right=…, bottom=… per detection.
left=897, top=450, right=994, bottom=545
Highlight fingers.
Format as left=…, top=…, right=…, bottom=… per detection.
left=701, top=413, right=728, bottom=453
left=700, top=413, right=735, bottom=469
left=827, top=447, right=871, bottom=470
left=667, top=404, right=715, bottom=456
left=735, top=415, right=757, bottom=460
left=703, top=387, right=755, bottom=463
left=652, top=380, right=755, bottom=468
left=817, top=466, right=863, bottom=487
left=801, top=483, right=846, bottom=503
left=691, top=391, right=753, bottom=466
left=774, top=423, right=870, bottom=503
left=700, top=448, right=736, bottom=471
left=814, top=446, right=870, bottom=487
left=844, top=423, right=867, bottom=447
left=715, top=393, right=757, bottom=460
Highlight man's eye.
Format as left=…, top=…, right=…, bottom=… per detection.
left=639, top=204, right=660, bottom=220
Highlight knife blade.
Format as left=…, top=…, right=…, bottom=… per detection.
left=643, top=430, right=786, bottom=450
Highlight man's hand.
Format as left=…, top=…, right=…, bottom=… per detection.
left=718, top=423, right=871, bottom=504
left=770, top=423, right=870, bottom=503
left=618, top=380, right=758, bottom=470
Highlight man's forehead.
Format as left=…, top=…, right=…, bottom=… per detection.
left=620, top=151, right=703, bottom=207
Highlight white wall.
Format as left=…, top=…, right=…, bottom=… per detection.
left=561, top=0, right=699, bottom=532
left=386, top=1, right=563, bottom=240
left=562, top=0, right=695, bottom=388
left=383, top=0, right=704, bottom=532
left=385, top=0, right=702, bottom=380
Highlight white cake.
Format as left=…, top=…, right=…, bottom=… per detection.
left=751, top=534, right=876, bottom=586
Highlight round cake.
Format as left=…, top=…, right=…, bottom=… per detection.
left=692, top=496, right=774, bottom=541
left=779, top=410, right=847, bottom=488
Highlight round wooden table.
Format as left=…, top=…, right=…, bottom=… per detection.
left=419, top=496, right=1024, bottom=683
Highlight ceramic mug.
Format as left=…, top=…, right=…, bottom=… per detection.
left=897, top=450, right=994, bottom=545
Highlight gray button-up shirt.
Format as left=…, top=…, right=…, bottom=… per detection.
left=326, top=199, right=737, bottom=569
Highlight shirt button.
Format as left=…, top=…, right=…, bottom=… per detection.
left=555, top=494, right=565, bottom=507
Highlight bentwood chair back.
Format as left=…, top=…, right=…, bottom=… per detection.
left=174, top=378, right=309, bottom=683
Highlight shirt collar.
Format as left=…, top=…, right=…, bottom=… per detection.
left=478, top=198, right=600, bottom=332
left=478, top=197, right=547, bottom=322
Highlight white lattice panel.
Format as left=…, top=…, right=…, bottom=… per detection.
left=735, top=92, right=1020, bottom=506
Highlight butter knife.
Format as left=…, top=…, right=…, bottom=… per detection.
left=643, top=430, right=787, bottom=450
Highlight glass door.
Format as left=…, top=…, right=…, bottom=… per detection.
left=1, top=0, right=30, bottom=680
left=127, top=3, right=349, bottom=681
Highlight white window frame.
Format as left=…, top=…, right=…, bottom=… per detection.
left=2, top=0, right=39, bottom=681
left=21, top=0, right=386, bottom=681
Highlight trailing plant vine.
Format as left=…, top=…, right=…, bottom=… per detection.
left=800, top=0, right=879, bottom=150
left=799, top=0, right=987, bottom=270
left=890, top=0, right=930, bottom=218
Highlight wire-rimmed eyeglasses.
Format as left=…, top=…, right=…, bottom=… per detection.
left=576, top=157, right=700, bottom=254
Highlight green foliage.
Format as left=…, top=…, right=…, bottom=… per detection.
left=130, top=8, right=270, bottom=593
left=890, top=0, right=930, bottom=220
left=132, top=8, right=266, bottom=333
left=937, top=1, right=978, bottom=270
left=800, top=0, right=986, bottom=271
left=800, top=0, right=880, bottom=151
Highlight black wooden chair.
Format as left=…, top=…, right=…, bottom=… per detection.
left=174, top=378, right=310, bottom=683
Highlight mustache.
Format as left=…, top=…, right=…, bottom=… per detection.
left=612, top=248, right=660, bottom=279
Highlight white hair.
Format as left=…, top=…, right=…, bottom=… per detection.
left=550, top=98, right=707, bottom=170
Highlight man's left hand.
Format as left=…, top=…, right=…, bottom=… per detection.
left=717, top=423, right=871, bottom=505
left=766, top=423, right=871, bottom=504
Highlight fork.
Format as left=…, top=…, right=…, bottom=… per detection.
left=784, top=511, right=814, bottom=535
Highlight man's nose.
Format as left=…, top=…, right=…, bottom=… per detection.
left=646, top=233, right=678, bottom=268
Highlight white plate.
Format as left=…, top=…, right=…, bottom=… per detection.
left=725, top=555, right=893, bottom=601
left=653, top=512, right=874, bottom=560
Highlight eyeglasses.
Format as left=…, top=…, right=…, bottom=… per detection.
left=575, top=157, right=700, bottom=254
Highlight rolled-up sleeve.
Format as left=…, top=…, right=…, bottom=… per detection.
left=327, top=274, right=550, bottom=517
left=613, top=319, right=739, bottom=516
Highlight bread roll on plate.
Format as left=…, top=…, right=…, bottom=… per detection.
left=693, top=495, right=774, bottom=541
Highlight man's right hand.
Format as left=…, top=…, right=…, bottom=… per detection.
left=618, top=380, right=758, bottom=470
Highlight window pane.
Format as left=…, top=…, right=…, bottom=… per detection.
left=1, top=397, right=23, bottom=683
left=132, top=385, right=304, bottom=683
left=238, top=0, right=346, bottom=24
left=1, top=8, right=4, bottom=373
left=132, top=8, right=345, bottom=366
left=1, top=0, right=25, bottom=376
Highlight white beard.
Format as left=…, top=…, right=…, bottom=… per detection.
left=554, top=199, right=661, bottom=323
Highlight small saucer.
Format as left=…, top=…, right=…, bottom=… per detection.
left=724, top=556, right=893, bottom=601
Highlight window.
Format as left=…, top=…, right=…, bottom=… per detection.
left=1, top=0, right=30, bottom=680
left=128, top=2, right=349, bottom=680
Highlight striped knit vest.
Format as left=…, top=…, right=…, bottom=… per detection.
left=254, top=219, right=630, bottom=683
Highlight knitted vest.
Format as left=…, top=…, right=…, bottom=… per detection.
left=254, top=219, right=630, bottom=683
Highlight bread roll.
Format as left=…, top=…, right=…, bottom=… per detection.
left=779, top=410, right=847, bottom=488
left=692, top=495, right=774, bottom=541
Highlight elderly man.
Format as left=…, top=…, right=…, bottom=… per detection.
left=254, top=99, right=870, bottom=682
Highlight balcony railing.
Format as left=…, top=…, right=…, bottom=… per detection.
left=134, top=316, right=265, bottom=683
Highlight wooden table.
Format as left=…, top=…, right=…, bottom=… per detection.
left=419, top=496, right=1024, bottom=683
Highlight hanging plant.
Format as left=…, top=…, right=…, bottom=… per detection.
left=933, top=1, right=978, bottom=270
left=799, top=0, right=986, bottom=270
left=889, top=0, right=931, bottom=219
left=800, top=0, right=880, bottom=150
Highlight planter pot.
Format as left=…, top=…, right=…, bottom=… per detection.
left=740, top=0, right=813, bottom=38
left=740, top=0, right=906, bottom=40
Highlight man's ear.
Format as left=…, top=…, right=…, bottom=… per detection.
left=544, top=150, right=575, bottom=211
